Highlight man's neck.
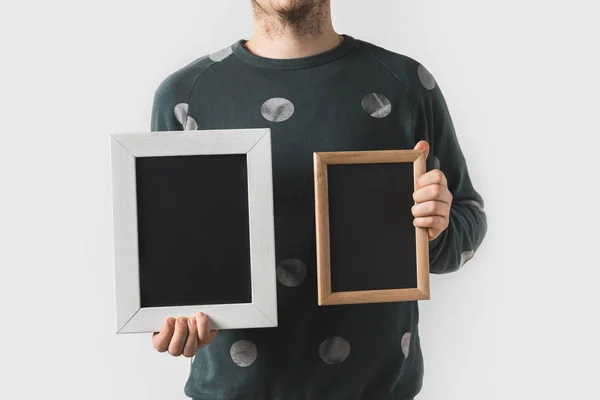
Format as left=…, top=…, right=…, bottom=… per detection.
left=245, top=12, right=340, bottom=60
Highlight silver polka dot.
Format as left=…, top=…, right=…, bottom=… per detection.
left=432, top=156, right=441, bottom=170
left=460, top=250, right=475, bottom=267
left=401, top=332, right=411, bottom=358
left=418, top=64, right=436, bottom=90
left=174, top=103, right=189, bottom=125
left=319, top=336, right=350, bottom=364
left=361, top=93, right=392, bottom=118
left=277, top=258, right=307, bottom=287
left=461, top=200, right=484, bottom=213
left=209, top=46, right=233, bottom=62
left=173, top=103, right=198, bottom=131
left=230, top=340, right=257, bottom=367
left=261, top=97, right=295, bottom=122
left=185, top=116, right=198, bottom=130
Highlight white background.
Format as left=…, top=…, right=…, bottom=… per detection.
left=1, top=0, right=598, bottom=399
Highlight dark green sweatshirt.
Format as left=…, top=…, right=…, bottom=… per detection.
left=150, top=34, right=487, bottom=400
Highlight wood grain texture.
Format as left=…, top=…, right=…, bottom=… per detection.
left=314, top=153, right=332, bottom=305
left=313, top=149, right=431, bottom=306
left=321, top=288, right=429, bottom=306
left=318, top=149, right=423, bottom=165
left=413, top=151, right=431, bottom=299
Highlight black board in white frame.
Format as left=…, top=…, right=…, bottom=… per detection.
left=109, top=128, right=277, bottom=334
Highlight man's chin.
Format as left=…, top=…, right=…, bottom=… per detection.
left=273, top=0, right=324, bottom=26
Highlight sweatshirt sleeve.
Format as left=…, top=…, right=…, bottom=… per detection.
left=413, top=64, right=488, bottom=274
left=150, top=69, right=199, bottom=132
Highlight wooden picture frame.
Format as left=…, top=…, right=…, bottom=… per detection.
left=313, top=149, right=430, bottom=306
left=110, top=128, right=277, bottom=334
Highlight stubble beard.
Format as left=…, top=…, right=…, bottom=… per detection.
left=251, top=0, right=330, bottom=37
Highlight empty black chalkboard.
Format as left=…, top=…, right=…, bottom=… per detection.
left=328, top=162, right=417, bottom=292
left=135, top=154, right=252, bottom=308
left=314, top=150, right=430, bottom=306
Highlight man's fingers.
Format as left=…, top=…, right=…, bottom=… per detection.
left=207, top=329, right=219, bottom=343
left=416, top=169, right=447, bottom=189
left=196, top=312, right=210, bottom=343
left=413, top=215, right=448, bottom=232
left=196, top=312, right=218, bottom=348
left=413, top=183, right=452, bottom=205
left=199, top=330, right=219, bottom=349
left=411, top=200, right=450, bottom=219
left=413, top=140, right=430, bottom=160
left=182, top=317, right=199, bottom=358
left=152, top=317, right=175, bottom=353
left=168, top=317, right=189, bottom=356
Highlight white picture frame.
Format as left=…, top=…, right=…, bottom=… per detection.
left=109, top=128, right=277, bottom=334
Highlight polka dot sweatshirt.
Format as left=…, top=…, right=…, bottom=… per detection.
left=150, top=34, right=487, bottom=400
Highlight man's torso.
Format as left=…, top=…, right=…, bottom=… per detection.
left=152, top=35, right=429, bottom=400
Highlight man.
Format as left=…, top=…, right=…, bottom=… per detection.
left=150, top=0, right=487, bottom=399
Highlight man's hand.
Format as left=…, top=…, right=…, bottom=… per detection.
left=411, top=140, right=452, bottom=241
left=152, top=312, right=219, bottom=357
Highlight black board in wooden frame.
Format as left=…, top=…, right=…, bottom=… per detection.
left=313, top=149, right=430, bottom=306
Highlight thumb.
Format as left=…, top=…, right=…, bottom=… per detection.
left=413, top=140, right=429, bottom=159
